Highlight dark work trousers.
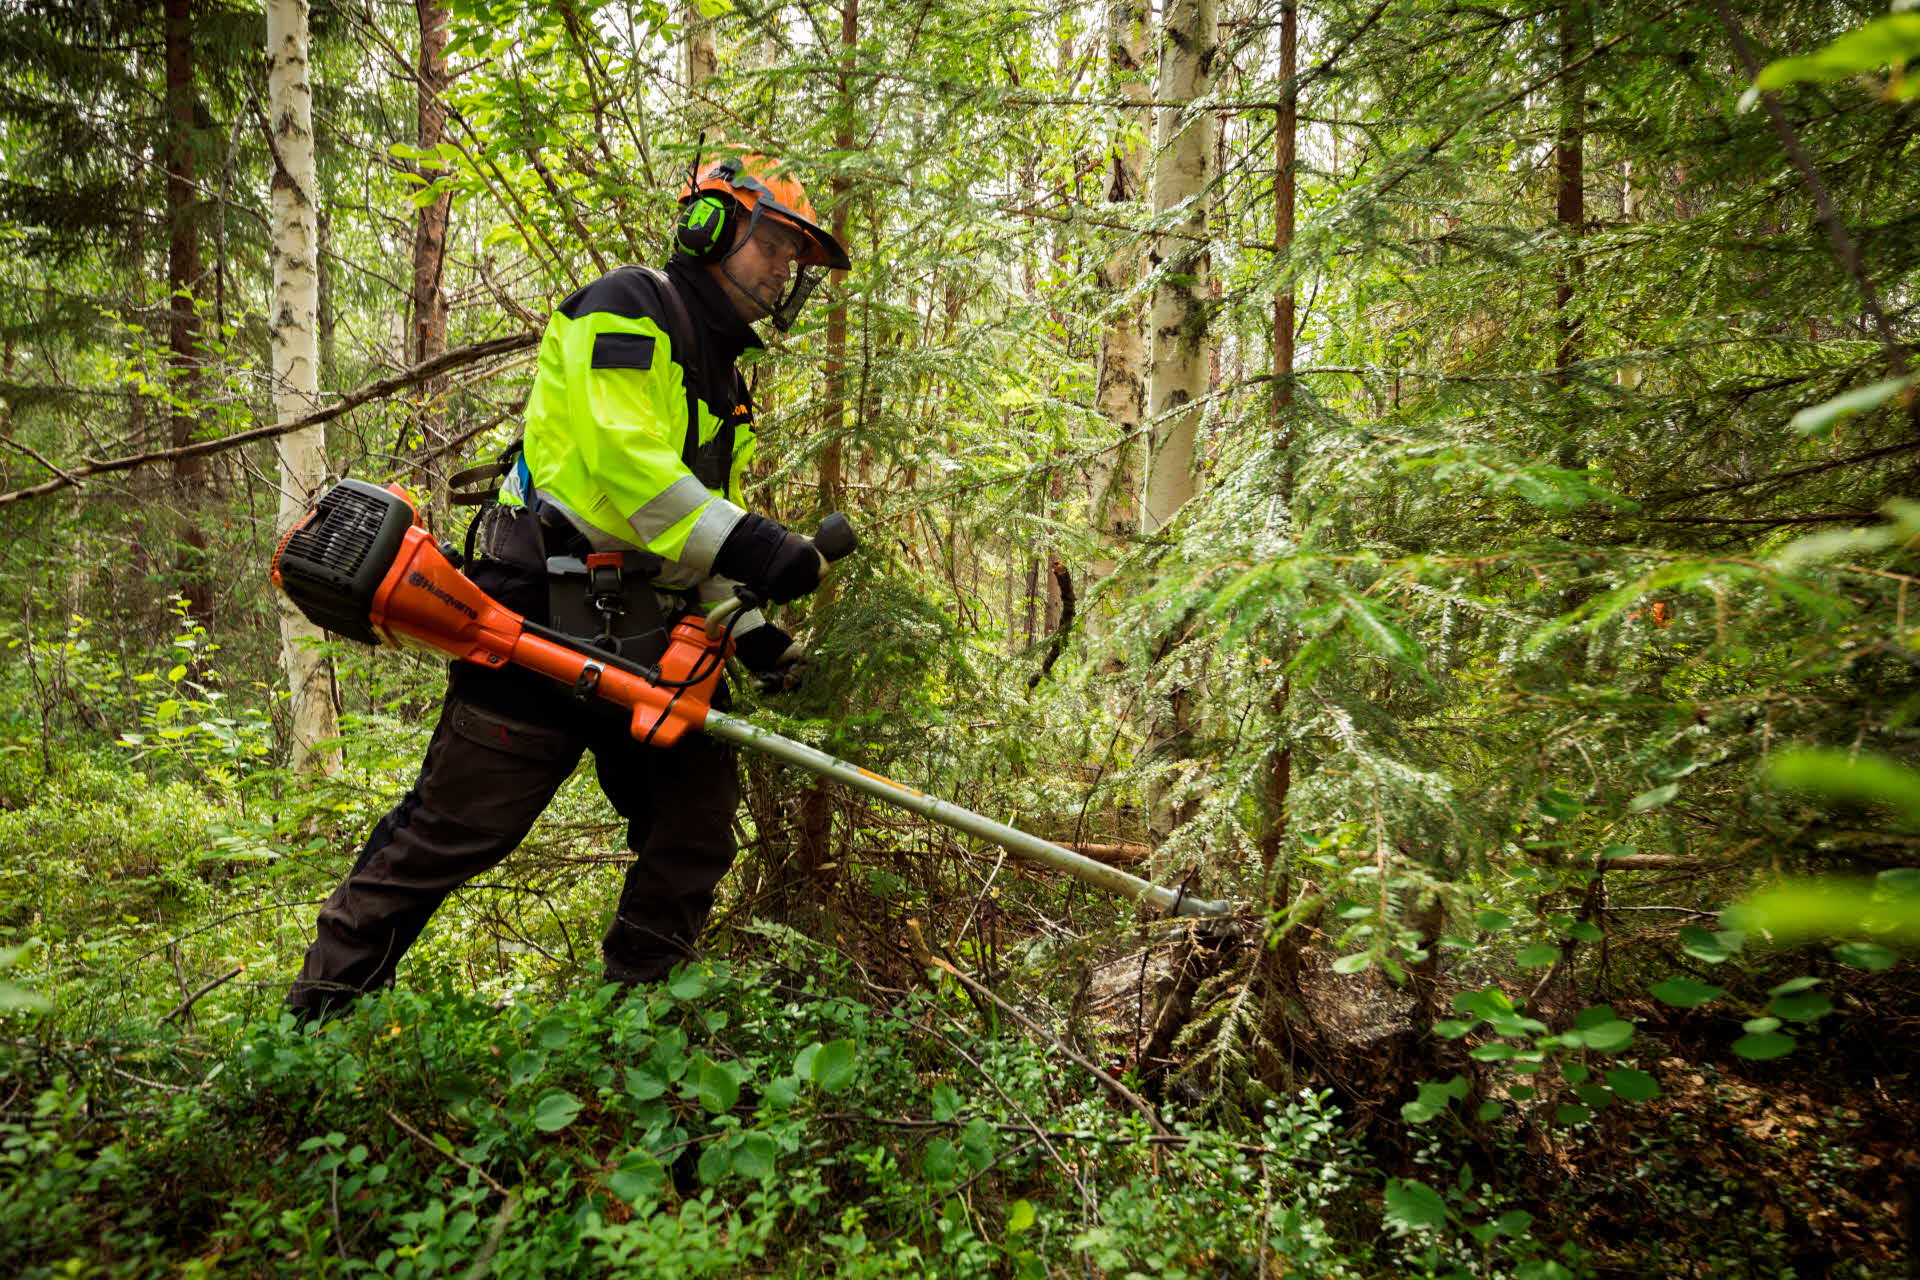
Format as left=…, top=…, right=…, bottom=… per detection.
left=286, top=529, right=740, bottom=1015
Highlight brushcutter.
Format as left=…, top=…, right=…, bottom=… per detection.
left=272, top=478, right=1230, bottom=919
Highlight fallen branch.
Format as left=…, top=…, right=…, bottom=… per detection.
left=161, top=964, right=244, bottom=1025
left=929, top=954, right=1171, bottom=1136
left=388, top=1108, right=513, bottom=1198
left=1053, top=840, right=1151, bottom=866
left=0, top=332, right=538, bottom=510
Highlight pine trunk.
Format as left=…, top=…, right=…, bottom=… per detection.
left=819, top=0, right=857, bottom=516
left=1261, top=0, right=1298, bottom=879
left=269, top=0, right=339, bottom=775
left=164, top=0, right=210, bottom=623
left=1553, top=0, right=1587, bottom=390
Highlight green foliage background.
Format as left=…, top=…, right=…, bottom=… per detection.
left=1, top=0, right=1916, bottom=1274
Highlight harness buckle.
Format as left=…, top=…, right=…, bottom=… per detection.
left=573, top=662, right=603, bottom=701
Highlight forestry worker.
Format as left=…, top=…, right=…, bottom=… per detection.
left=286, top=154, right=850, bottom=1019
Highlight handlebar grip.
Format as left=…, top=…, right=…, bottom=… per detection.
left=814, top=512, right=859, bottom=562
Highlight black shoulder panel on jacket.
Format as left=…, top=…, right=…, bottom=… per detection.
left=591, top=332, right=655, bottom=370
left=555, top=266, right=667, bottom=322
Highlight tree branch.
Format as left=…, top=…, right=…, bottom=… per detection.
left=1715, top=2, right=1908, bottom=379
left=0, top=333, right=538, bottom=511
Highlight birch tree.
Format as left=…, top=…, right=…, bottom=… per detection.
left=267, top=0, right=336, bottom=774
left=1139, top=0, right=1217, bottom=535
left=1137, top=0, right=1217, bottom=840
left=1088, top=0, right=1151, bottom=587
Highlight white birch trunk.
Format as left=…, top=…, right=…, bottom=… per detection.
left=268, top=0, right=337, bottom=774
left=1089, top=0, right=1151, bottom=587
left=1139, top=0, right=1217, bottom=536
left=1140, top=0, right=1216, bottom=839
left=685, top=0, right=719, bottom=100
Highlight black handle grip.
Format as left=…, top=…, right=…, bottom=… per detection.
left=813, top=512, right=859, bottom=562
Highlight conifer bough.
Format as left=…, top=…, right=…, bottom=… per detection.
left=273, top=479, right=1232, bottom=921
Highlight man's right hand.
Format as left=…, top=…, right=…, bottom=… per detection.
left=715, top=513, right=824, bottom=604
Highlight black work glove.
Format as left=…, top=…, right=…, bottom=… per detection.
left=714, top=514, right=824, bottom=604
left=734, top=624, right=806, bottom=694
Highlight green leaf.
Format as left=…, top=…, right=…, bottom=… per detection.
left=930, top=1082, right=962, bottom=1122
left=793, top=1042, right=823, bottom=1080
left=607, top=1151, right=665, bottom=1202
left=694, top=1058, right=741, bottom=1114
left=730, top=1131, right=776, bottom=1180
left=959, top=1117, right=994, bottom=1172
left=1006, top=1199, right=1035, bottom=1235
left=1628, top=783, right=1680, bottom=813
left=1515, top=944, right=1561, bottom=969
left=531, top=1089, right=582, bottom=1132
left=1468, top=1042, right=1516, bottom=1061
left=1570, top=1020, right=1635, bottom=1053
left=1432, top=1018, right=1477, bottom=1038
left=1555, top=1104, right=1594, bottom=1125
left=1573, top=1083, right=1615, bottom=1110
left=536, top=1015, right=573, bottom=1050
left=1753, top=15, right=1920, bottom=91
left=1383, top=1178, right=1449, bottom=1231
left=668, top=967, right=711, bottom=1000
left=1650, top=978, right=1727, bottom=1008
left=1331, top=951, right=1374, bottom=974
left=1474, top=909, right=1515, bottom=932
left=1568, top=922, right=1604, bottom=943
left=1767, top=976, right=1822, bottom=997
left=1604, top=1068, right=1663, bottom=1102
left=1728, top=877, right=1920, bottom=946
left=1453, top=987, right=1516, bottom=1020
left=1788, top=377, right=1915, bottom=438
left=167, top=663, right=187, bottom=682
left=1476, top=1100, right=1505, bottom=1122
left=810, top=1039, right=858, bottom=1092
left=1678, top=925, right=1737, bottom=964
left=1732, top=1031, right=1797, bottom=1060
left=1769, top=991, right=1833, bottom=1022
left=1832, top=941, right=1899, bottom=971
left=1769, top=748, right=1920, bottom=829
left=922, top=1138, right=959, bottom=1182
left=0, top=981, right=51, bottom=1013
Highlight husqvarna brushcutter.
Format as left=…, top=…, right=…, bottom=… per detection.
left=272, top=478, right=1229, bottom=919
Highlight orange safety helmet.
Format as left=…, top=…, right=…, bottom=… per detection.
left=675, top=153, right=849, bottom=330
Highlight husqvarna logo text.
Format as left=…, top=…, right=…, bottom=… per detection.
left=408, top=570, right=478, bottom=620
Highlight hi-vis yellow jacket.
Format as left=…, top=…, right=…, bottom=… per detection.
left=501, top=263, right=757, bottom=598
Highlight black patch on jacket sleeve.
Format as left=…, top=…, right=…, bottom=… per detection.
left=591, top=332, right=655, bottom=370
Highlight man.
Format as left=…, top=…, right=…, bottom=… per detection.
left=286, top=154, right=851, bottom=1018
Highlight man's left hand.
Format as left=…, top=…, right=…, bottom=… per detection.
left=735, top=624, right=806, bottom=694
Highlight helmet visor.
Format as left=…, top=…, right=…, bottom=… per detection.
left=722, top=208, right=831, bottom=332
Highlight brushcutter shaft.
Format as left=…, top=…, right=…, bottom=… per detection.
left=702, top=711, right=1232, bottom=919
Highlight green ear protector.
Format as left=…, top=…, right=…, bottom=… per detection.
left=675, top=193, right=736, bottom=262
left=676, top=156, right=746, bottom=263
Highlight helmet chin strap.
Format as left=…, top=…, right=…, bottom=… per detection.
left=704, top=203, right=770, bottom=321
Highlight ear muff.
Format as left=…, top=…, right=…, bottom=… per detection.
left=675, top=193, right=735, bottom=262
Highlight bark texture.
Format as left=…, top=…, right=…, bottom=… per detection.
left=1089, top=0, right=1151, bottom=587
left=1140, top=0, right=1217, bottom=536
left=164, top=0, right=210, bottom=621
left=411, top=0, right=452, bottom=527
left=268, top=0, right=339, bottom=774
left=1140, top=0, right=1217, bottom=840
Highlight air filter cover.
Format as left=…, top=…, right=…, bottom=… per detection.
left=273, top=479, right=416, bottom=646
